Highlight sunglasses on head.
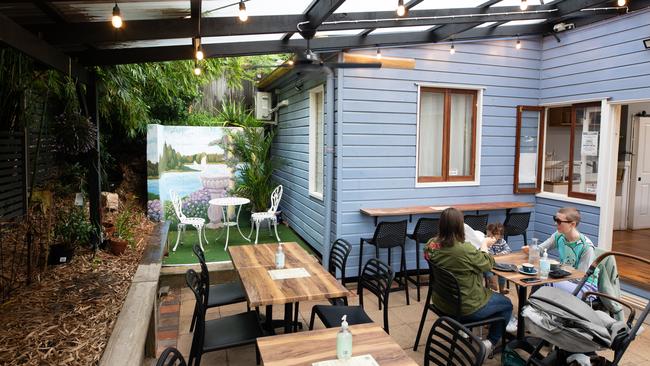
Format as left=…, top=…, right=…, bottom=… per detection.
left=553, top=215, right=573, bottom=224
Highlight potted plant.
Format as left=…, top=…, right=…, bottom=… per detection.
left=109, top=205, right=135, bottom=255
left=50, top=206, right=92, bottom=265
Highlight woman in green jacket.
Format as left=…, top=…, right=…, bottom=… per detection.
left=426, top=207, right=513, bottom=353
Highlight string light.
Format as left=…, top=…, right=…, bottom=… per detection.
left=449, top=43, right=455, bottom=55
left=520, top=0, right=528, bottom=11
left=111, top=2, right=123, bottom=28
left=194, top=61, right=202, bottom=76
left=194, top=38, right=204, bottom=60
left=376, top=48, right=382, bottom=59
left=516, top=38, right=522, bottom=50
left=238, top=0, right=248, bottom=22
left=617, top=0, right=626, bottom=6
left=396, top=0, right=406, bottom=17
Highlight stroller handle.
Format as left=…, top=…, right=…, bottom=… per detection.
left=582, top=291, right=636, bottom=326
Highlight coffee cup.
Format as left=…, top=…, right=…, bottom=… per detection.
left=550, top=261, right=561, bottom=271
left=521, top=263, right=535, bottom=273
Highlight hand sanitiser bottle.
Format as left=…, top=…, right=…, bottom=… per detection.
left=275, top=243, right=285, bottom=269
left=540, top=249, right=550, bottom=280
left=336, top=315, right=352, bottom=361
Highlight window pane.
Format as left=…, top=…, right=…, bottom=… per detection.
left=418, top=91, right=444, bottom=178
left=449, top=93, right=474, bottom=176
left=571, top=105, right=601, bottom=196
left=543, top=107, right=571, bottom=195
left=315, top=91, right=324, bottom=194
left=517, top=109, right=542, bottom=191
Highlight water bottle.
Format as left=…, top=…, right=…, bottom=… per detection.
left=539, top=249, right=550, bottom=279
left=275, top=243, right=285, bottom=269
left=336, top=315, right=352, bottom=360
left=528, top=238, right=540, bottom=265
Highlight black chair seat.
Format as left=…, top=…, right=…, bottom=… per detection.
left=203, top=311, right=264, bottom=351
left=311, top=305, right=373, bottom=328
left=207, top=282, right=246, bottom=307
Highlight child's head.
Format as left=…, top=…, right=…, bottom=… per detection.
left=554, top=207, right=580, bottom=234
left=437, top=207, right=465, bottom=248
left=486, top=222, right=504, bottom=240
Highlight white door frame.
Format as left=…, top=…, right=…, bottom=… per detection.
left=598, top=102, right=620, bottom=251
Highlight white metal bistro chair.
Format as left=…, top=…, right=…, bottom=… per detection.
left=248, top=185, right=283, bottom=244
left=170, top=190, right=208, bottom=252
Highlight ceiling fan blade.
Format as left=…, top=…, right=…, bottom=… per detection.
left=325, top=62, right=382, bottom=69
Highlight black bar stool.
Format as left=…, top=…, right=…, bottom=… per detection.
left=358, top=220, right=409, bottom=306
left=464, top=214, right=489, bottom=234
left=503, top=212, right=531, bottom=245
left=406, top=217, right=439, bottom=302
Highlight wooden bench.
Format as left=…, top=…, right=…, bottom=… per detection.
left=99, top=221, right=169, bottom=366
left=360, top=201, right=533, bottom=225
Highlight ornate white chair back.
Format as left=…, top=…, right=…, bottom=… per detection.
left=169, top=190, right=186, bottom=220
left=268, top=185, right=283, bottom=213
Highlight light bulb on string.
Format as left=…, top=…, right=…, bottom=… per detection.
left=449, top=43, right=455, bottom=55
left=238, top=1, right=248, bottom=22
left=376, top=48, right=382, bottom=59
left=193, top=61, right=202, bottom=76
left=516, top=38, right=522, bottom=50
left=520, top=0, right=528, bottom=11
left=112, top=3, right=123, bottom=28
left=396, top=0, right=406, bottom=17
left=617, top=0, right=626, bottom=6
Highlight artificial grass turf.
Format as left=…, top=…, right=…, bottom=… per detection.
left=162, top=222, right=313, bottom=265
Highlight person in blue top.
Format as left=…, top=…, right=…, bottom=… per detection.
left=525, top=207, right=598, bottom=296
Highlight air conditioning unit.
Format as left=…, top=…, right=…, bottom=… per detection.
left=255, top=91, right=272, bottom=120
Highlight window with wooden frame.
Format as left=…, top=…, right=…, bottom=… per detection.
left=308, top=85, right=324, bottom=199
left=542, top=102, right=601, bottom=201
left=417, top=87, right=478, bottom=183
left=514, top=106, right=545, bottom=193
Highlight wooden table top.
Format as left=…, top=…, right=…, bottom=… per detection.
left=237, top=260, right=350, bottom=307
left=494, top=252, right=585, bottom=287
left=360, top=201, right=533, bottom=217
left=228, top=242, right=317, bottom=269
left=257, top=323, right=419, bottom=366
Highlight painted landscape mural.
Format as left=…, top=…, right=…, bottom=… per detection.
left=147, top=125, right=238, bottom=226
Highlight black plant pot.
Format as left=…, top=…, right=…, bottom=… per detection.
left=48, top=243, right=75, bottom=265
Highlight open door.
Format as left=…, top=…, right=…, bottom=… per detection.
left=630, top=116, right=650, bottom=229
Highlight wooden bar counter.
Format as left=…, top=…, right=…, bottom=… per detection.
left=228, top=242, right=317, bottom=269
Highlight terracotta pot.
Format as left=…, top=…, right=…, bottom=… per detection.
left=102, top=222, right=115, bottom=238
left=109, top=238, right=128, bottom=256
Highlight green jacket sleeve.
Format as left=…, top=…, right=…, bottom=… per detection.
left=463, top=242, right=495, bottom=272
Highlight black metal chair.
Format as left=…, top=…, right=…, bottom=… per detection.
left=463, top=214, right=489, bottom=234
left=186, top=269, right=264, bottom=366
left=190, top=244, right=247, bottom=332
left=413, top=261, right=505, bottom=353
left=406, top=218, right=440, bottom=302
left=156, top=347, right=187, bottom=366
left=503, top=212, right=531, bottom=245
left=358, top=220, right=409, bottom=305
left=327, top=238, right=352, bottom=306
left=310, top=258, right=394, bottom=333
left=424, top=316, right=486, bottom=366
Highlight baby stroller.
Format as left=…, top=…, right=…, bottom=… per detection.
left=512, top=251, right=650, bottom=365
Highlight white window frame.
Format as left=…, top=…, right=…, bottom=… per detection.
left=308, top=85, right=325, bottom=200
left=415, top=83, right=483, bottom=188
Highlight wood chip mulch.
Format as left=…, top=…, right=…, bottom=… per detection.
left=0, top=217, right=154, bottom=366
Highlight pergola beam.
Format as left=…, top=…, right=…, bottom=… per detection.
left=78, top=23, right=546, bottom=66
left=0, top=13, right=87, bottom=83
left=304, top=0, right=347, bottom=30
left=32, top=5, right=558, bottom=45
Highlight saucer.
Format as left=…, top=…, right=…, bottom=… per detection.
left=518, top=268, right=538, bottom=275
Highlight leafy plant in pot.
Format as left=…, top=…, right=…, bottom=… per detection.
left=50, top=206, right=92, bottom=265
left=109, top=205, right=135, bottom=255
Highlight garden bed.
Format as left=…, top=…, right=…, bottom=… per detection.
left=0, top=218, right=154, bottom=365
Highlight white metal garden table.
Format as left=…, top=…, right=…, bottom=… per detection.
left=208, top=196, right=250, bottom=250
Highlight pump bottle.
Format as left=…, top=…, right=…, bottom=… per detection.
left=539, top=249, right=550, bottom=279
left=336, top=315, right=352, bottom=360
left=275, top=243, right=285, bottom=269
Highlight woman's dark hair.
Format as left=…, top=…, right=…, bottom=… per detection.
left=436, top=207, right=465, bottom=248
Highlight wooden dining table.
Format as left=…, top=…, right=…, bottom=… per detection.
left=228, top=242, right=349, bottom=333
left=493, top=252, right=585, bottom=339
left=257, top=323, right=419, bottom=366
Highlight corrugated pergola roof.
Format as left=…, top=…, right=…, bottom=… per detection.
left=2, top=0, right=649, bottom=80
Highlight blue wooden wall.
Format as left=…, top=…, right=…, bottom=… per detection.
left=338, top=41, right=542, bottom=274
left=271, top=73, right=334, bottom=255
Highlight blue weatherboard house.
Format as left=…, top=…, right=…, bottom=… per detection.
left=259, top=8, right=650, bottom=276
